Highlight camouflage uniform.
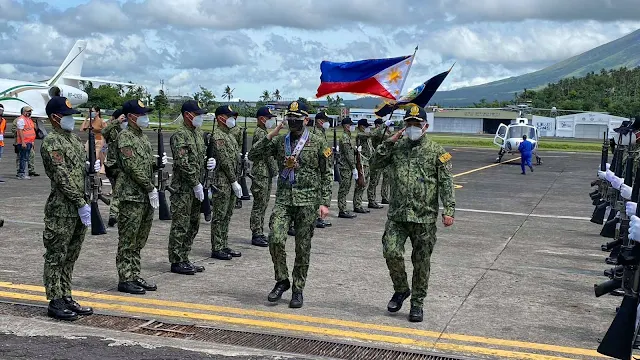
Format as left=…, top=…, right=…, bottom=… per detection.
left=168, top=123, right=205, bottom=264
left=102, top=120, right=122, bottom=220
left=370, top=119, right=455, bottom=310
left=368, top=125, right=392, bottom=203
left=41, top=127, right=88, bottom=300
left=115, top=126, right=155, bottom=283
left=354, top=128, right=373, bottom=210
left=250, top=126, right=277, bottom=238
left=210, top=125, right=239, bottom=253
left=337, top=130, right=356, bottom=213
left=230, top=125, right=244, bottom=208
left=248, top=114, right=332, bottom=296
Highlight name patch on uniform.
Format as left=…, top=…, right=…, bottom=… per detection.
left=323, top=147, right=332, bottom=158
left=121, top=147, right=134, bottom=158
left=438, top=152, right=452, bottom=164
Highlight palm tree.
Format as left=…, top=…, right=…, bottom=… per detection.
left=273, top=89, right=282, bottom=102
left=223, top=85, right=234, bottom=103
left=260, top=90, right=271, bottom=102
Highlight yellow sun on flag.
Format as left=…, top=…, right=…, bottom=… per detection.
left=387, top=67, right=402, bottom=84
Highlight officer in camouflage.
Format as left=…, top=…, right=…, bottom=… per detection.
left=41, top=96, right=95, bottom=321
left=168, top=100, right=217, bottom=275
left=249, top=106, right=278, bottom=247
left=354, top=118, right=381, bottom=212
left=368, top=117, right=393, bottom=204
left=337, top=117, right=357, bottom=219
left=103, top=108, right=126, bottom=227
left=210, top=105, right=243, bottom=260
left=229, top=115, right=244, bottom=209
left=249, top=100, right=332, bottom=308
left=311, top=111, right=333, bottom=229
left=115, top=99, right=162, bottom=295
left=370, top=104, right=455, bottom=323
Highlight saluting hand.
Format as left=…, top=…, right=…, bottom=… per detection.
left=389, top=128, right=405, bottom=142
left=267, top=120, right=286, bottom=140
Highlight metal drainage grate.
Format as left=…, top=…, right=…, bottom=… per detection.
left=0, top=301, right=479, bottom=360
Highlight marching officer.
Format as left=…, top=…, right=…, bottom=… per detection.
left=354, top=118, right=380, bottom=212
left=168, top=100, right=217, bottom=274
left=369, top=117, right=393, bottom=204
left=41, top=96, right=95, bottom=320
left=312, top=111, right=333, bottom=228
left=337, top=117, right=357, bottom=219
left=370, top=104, right=455, bottom=322
left=115, top=99, right=163, bottom=294
left=248, top=100, right=332, bottom=308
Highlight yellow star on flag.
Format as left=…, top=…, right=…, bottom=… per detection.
left=387, top=67, right=402, bottom=84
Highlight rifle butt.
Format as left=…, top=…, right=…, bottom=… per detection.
left=594, top=279, right=622, bottom=297
left=597, top=295, right=638, bottom=359
left=333, top=163, right=341, bottom=182
left=603, top=238, right=623, bottom=251
left=201, top=188, right=212, bottom=217
left=239, top=177, right=250, bottom=200
left=158, top=191, right=171, bottom=220
left=600, top=217, right=619, bottom=238
left=90, top=202, right=107, bottom=235
left=591, top=203, right=609, bottom=225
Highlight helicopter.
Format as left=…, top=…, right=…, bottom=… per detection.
left=492, top=110, right=541, bottom=164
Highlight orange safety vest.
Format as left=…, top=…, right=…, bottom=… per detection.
left=0, top=117, right=5, bottom=146
left=18, top=116, right=36, bottom=144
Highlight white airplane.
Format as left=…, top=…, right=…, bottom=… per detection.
left=0, top=40, right=135, bottom=120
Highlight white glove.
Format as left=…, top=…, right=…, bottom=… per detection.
left=627, top=202, right=637, bottom=216
left=207, top=158, right=216, bottom=170
left=352, top=168, right=358, bottom=180
left=93, top=159, right=101, bottom=172
left=597, top=170, right=606, bottom=180
left=243, top=153, right=248, bottom=161
left=606, top=163, right=610, bottom=171
left=630, top=215, right=640, bottom=241
left=78, top=204, right=91, bottom=227
left=384, top=120, right=393, bottom=127
left=193, top=183, right=204, bottom=202
left=611, top=176, right=624, bottom=190
left=356, top=145, right=362, bottom=152
left=148, top=188, right=159, bottom=209
left=621, top=184, right=633, bottom=200
left=231, top=181, right=242, bottom=198
left=605, top=170, right=615, bottom=183
left=162, top=152, right=168, bottom=165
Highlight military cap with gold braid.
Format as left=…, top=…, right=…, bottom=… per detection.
left=285, top=100, right=309, bottom=117
left=403, top=103, right=427, bottom=121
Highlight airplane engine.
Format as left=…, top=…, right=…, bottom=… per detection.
left=48, top=85, right=88, bottom=106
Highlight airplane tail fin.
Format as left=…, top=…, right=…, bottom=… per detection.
left=47, top=40, right=87, bottom=86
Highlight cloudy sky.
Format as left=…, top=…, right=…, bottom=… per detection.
left=1, top=0, right=639, bottom=101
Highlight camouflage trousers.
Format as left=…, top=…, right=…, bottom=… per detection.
left=268, top=203, right=317, bottom=292
left=368, top=166, right=390, bottom=202
left=42, top=215, right=87, bottom=300
left=116, top=201, right=154, bottom=282
left=250, top=176, right=273, bottom=236
left=353, top=165, right=370, bottom=210
left=168, top=191, right=201, bottom=264
left=382, top=219, right=437, bottom=307
left=15, top=145, right=35, bottom=174
left=211, top=189, right=236, bottom=252
left=337, top=167, right=353, bottom=212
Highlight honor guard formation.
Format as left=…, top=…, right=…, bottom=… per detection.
left=33, top=95, right=455, bottom=323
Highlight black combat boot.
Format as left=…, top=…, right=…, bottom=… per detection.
left=171, top=262, right=196, bottom=275
left=108, top=216, right=117, bottom=227
left=223, top=248, right=241, bottom=257
left=381, top=199, right=389, bottom=205
left=63, top=296, right=93, bottom=315
left=118, top=281, right=146, bottom=294
left=354, top=207, right=370, bottom=214
left=268, top=279, right=290, bottom=302
left=315, top=218, right=326, bottom=228
left=387, top=290, right=411, bottom=312
left=134, top=277, right=157, bottom=291
left=368, top=202, right=383, bottom=209
left=289, top=292, right=303, bottom=308
left=48, top=298, right=78, bottom=321
left=189, top=262, right=205, bottom=272
left=252, top=234, right=268, bottom=247
left=338, top=211, right=356, bottom=219
left=409, top=305, right=423, bottom=322
left=212, top=250, right=232, bottom=260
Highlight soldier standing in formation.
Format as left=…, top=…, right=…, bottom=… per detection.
left=371, top=105, right=455, bottom=322
left=229, top=116, right=244, bottom=209
left=115, top=99, right=162, bottom=295
left=168, top=100, right=217, bottom=275
left=249, top=100, right=332, bottom=308
left=311, top=111, right=333, bottom=229
left=103, top=109, right=126, bottom=227
left=40, top=96, right=95, bottom=321
left=369, top=118, right=392, bottom=204
left=354, top=119, right=381, bottom=212
left=249, top=106, right=278, bottom=247
left=210, top=105, right=243, bottom=260
left=337, top=117, right=357, bottom=219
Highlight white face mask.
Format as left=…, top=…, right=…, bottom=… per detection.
left=226, top=118, right=236, bottom=128
left=60, top=115, right=75, bottom=131
left=322, top=122, right=330, bottom=130
left=364, top=127, right=371, bottom=133
left=120, top=122, right=128, bottom=130
left=349, top=125, right=356, bottom=132
left=192, top=115, right=203, bottom=127
left=265, top=119, right=276, bottom=129
left=136, top=115, right=150, bottom=128
left=405, top=126, right=424, bottom=141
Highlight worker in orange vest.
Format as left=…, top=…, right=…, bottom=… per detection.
left=0, top=104, right=5, bottom=183
left=15, top=106, right=36, bottom=179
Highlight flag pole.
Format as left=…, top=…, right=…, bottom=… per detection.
left=385, top=45, right=419, bottom=127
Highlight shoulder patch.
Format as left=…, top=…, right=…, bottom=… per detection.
left=323, top=147, right=332, bottom=158
left=51, top=150, right=64, bottom=164
left=178, top=147, right=187, bottom=156
left=216, top=139, right=225, bottom=147
left=121, top=146, right=134, bottom=158
left=438, top=152, right=452, bottom=164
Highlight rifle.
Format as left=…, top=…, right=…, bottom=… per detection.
left=238, top=116, right=252, bottom=200
left=600, top=138, right=626, bottom=238
left=355, top=134, right=365, bottom=187
left=85, top=108, right=109, bottom=235
left=333, top=117, right=341, bottom=182
left=201, top=130, right=220, bottom=222
left=592, top=140, right=622, bottom=224
left=155, top=108, right=173, bottom=220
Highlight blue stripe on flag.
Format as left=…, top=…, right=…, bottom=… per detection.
left=319, top=56, right=410, bottom=83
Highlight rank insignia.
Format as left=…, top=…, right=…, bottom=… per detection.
left=409, top=105, right=420, bottom=116
left=323, top=147, right=332, bottom=157
left=121, top=147, right=134, bottom=157
left=290, top=101, right=299, bottom=111
left=439, top=152, right=452, bottom=164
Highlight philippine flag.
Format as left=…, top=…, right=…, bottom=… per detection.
left=315, top=55, right=415, bottom=100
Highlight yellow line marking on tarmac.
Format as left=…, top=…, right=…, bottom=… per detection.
left=0, top=282, right=604, bottom=358
left=0, top=290, right=584, bottom=360
left=453, top=157, right=521, bottom=178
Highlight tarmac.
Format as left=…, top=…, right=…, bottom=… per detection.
left=0, top=132, right=621, bottom=360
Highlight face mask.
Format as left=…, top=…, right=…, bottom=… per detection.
left=405, top=126, right=424, bottom=141
left=120, top=122, right=128, bottom=130
left=266, top=119, right=276, bottom=129
left=364, top=127, right=371, bottom=133
left=136, top=115, right=150, bottom=128
left=226, top=118, right=236, bottom=128
left=288, top=119, right=305, bottom=132
left=322, top=122, right=330, bottom=130
left=89, top=113, right=95, bottom=119
left=60, top=115, right=75, bottom=131
left=192, top=115, right=203, bottom=127
left=349, top=125, right=356, bottom=132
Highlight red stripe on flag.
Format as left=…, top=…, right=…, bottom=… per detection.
left=315, top=78, right=394, bottom=99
